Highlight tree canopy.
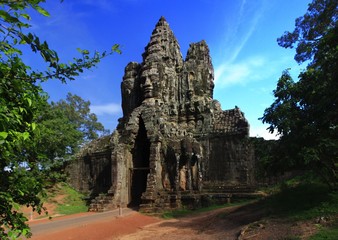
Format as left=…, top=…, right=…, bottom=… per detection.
left=35, top=93, right=109, bottom=183
left=0, top=1, right=118, bottom=238
left=261, top=0, right=337, bottom=188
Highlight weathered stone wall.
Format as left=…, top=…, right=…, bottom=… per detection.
left=68, top=17, right=256, bottom=212
left=67, top=136, right=112, bottom=197
left=204, top=136, right=254, bottom=184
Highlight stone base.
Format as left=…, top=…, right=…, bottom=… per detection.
left=89, top=193, right=116, bottom=212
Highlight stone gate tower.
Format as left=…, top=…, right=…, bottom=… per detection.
left=68, top=17, right=255, bottom=212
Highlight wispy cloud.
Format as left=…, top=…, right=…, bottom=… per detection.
left=220, top=0, right=266, bottom=61
left=215, top=55, right=266, bottom=87
left=214, top=0, right=268, bottom=87
left=91, top=103, right=122, bottom=116
left=30, top=2, right=92, bottom=44
left=228, top=1, right=264, bottom=63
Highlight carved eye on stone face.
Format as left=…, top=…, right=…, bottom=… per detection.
left=140, top=76, right=147, bottom=85
left=149, top=74, right=159, bottom=82
left=140, top=70, right=149, bottom=84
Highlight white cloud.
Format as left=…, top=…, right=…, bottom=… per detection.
left=213, top=0, right=269, bottom=88
left=215, top=55, right=266, bottom=87
left=229, top=11, right=262, bottom=63
left=214, top=52, right=302, bottom=89
left=250, top=125, right=280, bottom=140
left=216, top=0, right=267, bottom=63
left=91, top=103, right=122, bottom=116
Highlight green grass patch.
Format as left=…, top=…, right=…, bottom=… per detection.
left=161, top=199, right=254, bottom=219
left=56, top=204, right=88, bottom=215
left=309, top=219, right=338, bottom=240
left=54, top=183, right=88, bottom=215
left=162, top=208, right=191, bottom=219
left=263, top=182, right=338, bottom=221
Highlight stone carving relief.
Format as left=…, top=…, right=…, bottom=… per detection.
left=68, top=17, right=255, bottom=212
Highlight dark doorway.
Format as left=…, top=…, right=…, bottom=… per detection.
left=129, top=118, right=150, bottom=207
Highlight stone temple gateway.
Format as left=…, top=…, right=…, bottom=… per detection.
left=68, top=17, right=255, bottom=212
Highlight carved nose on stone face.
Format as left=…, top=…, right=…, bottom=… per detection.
left=144, top=77, right=152, bottom=88
left=143, top=77, right=154, bottom=98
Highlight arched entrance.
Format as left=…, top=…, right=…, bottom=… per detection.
left=128, top=117, right=150, bottom=207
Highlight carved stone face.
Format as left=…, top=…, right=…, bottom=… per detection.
left=141, top=66, right=159, bottom=99
left=143, top=77, right=153, bottom=98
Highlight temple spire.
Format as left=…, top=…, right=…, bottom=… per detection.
left=142, top=16, right=183, bottom=64
left=158, top=16, right=167, bottom=24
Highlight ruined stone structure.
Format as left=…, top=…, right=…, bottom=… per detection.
left=68, top=17, right=255, bottom=212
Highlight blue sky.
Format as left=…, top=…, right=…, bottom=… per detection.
left=29, top=0, right=311, bottom=139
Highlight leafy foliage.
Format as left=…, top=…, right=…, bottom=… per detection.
left=36, top=93, right=109, bottom=183
left=250, top=138, right=280, bottom=180
left=0, top=1, right=119, bottom=238
left=49, top=93, right=109, bottom=143
left=261, top=0, right=337, bottom=189
left=277, top=0, right=337, bottom=64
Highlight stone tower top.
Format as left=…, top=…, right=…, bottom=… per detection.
left=120, top=17, right=248, bottom=136
left=156, top=16, right=168, bottom=26
left=142, top=16, right=183, bottom=65
left=121, top=17, right=218, bottom=116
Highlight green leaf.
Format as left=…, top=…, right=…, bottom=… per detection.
left=22, top=132, right=30, bottom=140
left=26, top=97, right=32, bottom=106
left=12, top=202, right=20, bottom=211
left=34, top=6, right=50, bottom=17
left=0, top=10, right=19, bottom=23
left=112, top=44, right=121, bottom=54
left=0, top=131, right=8, bottom=140
left=20, top=13, right=31, bottom=20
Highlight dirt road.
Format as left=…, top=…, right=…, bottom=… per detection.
left=29, top=208, right=160, bottom=240
left=29, top=202, right=318, bottom=240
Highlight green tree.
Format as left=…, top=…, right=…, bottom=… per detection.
left=51, top=93, right=109, bottom=143
left=36, top=93, right=109, bottom=183
left=0, top=1, right=119, bottom=238
left=261, top=0, right=337, bottom=188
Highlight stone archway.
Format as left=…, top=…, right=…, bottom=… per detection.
left=128, top=117, right=150, bottom=207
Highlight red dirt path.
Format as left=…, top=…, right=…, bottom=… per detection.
left=29, top=203, right=322, bottom=240
left=30, top=211, right=160, bottom=240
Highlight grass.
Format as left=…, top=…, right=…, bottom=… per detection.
left=21, top=182, right=88, bottom=220
left=260, top=179, right=338, bottom=239
left=309, top=227, right=338, bottom=239
left=161, top=199, right=254, bottom=219
left=51, top=182, right=88, bottom=215
left=263, top=182, right=338, bottom=221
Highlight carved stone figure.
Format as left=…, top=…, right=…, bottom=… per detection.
left=67, top=17, right=255, bottom=212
